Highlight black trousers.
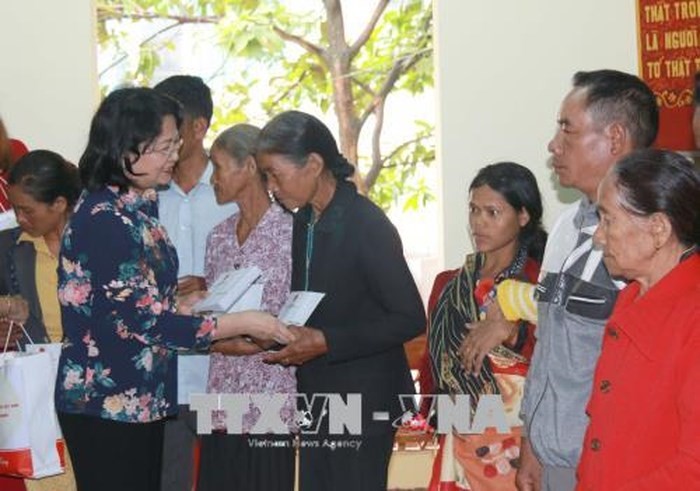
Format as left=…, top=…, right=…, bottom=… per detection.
left=160, top=405, right=198, bottom=491
left=58, top=412, right=165, bottom=491
left=298, top=432, right=395, bottom=491
left=197, top=432, right=295, bottom=491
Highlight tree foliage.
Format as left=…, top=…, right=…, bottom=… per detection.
left=96, top=0, right=434, bottom=211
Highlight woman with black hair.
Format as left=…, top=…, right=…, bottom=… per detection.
left=53, top=88, right=293, bottom=491
left=426, top=162, right=547, bottom=491
left=0, top=150, right=81, bottom=491
left=1, top=150, right=81, bottom=348
left=257, top=110, right=426, bottom=491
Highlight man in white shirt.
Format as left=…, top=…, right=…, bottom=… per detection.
left=154, top=75, right=237, bottom=491
left=155, top=75, right=237, bottom=294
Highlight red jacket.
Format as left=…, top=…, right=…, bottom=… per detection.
left=577, top=253, right=700, bottom=490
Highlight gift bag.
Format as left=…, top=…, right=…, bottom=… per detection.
left=0, top=323, right=65, bottom=479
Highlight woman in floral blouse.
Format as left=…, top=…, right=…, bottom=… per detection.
left=197, top=123, right=296, bottom=491
left=54, top=88, right=293, bottom=491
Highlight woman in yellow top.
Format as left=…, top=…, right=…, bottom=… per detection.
left=0, top=149, right=81, bottom=491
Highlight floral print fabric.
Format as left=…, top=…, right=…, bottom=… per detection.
left=55, top=187, right=214, bottom=423
left=204, top=203, right=296, bottom=433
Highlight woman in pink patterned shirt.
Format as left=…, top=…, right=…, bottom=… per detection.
left=197, top=124, right=296, bottom=491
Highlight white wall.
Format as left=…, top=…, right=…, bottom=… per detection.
left=435, top=0, right=639, bottom=268
left=0, top=0, right=640, bottom=270
left=0, top=0, right=98, bottom=164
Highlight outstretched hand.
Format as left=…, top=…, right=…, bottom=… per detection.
left=215, top=310, right=296, bottom=346
left=246, top=311, right=296, bottom=345
left=211, top=336, right=263, bottom=356
left=176, top=290, right=207, bottom=315
left=263, top=326, right=328, bottom=366
left=178, top=276, right=207, bottom=296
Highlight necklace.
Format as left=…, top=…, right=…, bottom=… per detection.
left=304, top=220, right=315, bottom=291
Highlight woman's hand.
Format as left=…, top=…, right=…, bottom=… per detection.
left=211, top=336, right=263, bottom=356
left=216, top=310, right=295, bottom=345
left=0, top=320, right=23, bottom=346
left=263, top=326, right=328, bottom=366
left=1, top=295, right=29, bottom=323
left=459, top=301, right=516, bottom=375
left=516, top=437, right=543, bottom=491
left=176, top=290, right=207, bottom=316
left=250, top=337, right=284, bottom=350
left=177, top=276, right=207, bottom=296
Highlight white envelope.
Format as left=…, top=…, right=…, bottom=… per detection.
left=278, top=291, right=325, bottom=326
left=192, top=266, right=262, bottom=314
left=226, top=284, right=264, bottom=313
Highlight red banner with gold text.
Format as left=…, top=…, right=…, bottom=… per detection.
left=637, top=0, right=700, bottom=150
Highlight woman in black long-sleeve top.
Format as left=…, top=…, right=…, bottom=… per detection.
left=258, top=110, right=426, bottom=491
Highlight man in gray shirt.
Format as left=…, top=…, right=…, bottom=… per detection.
left=516, top=70, right=658, bottom=491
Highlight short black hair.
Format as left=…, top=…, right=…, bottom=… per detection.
left=694, top=71, right=700, bottom=106
left=79, top=87, right=182, bottom=192
left=154, top=75, right=213, bottom=126
left=9, top=150, right=81, bottom=207
left=573, top=69, right=659, bottom=149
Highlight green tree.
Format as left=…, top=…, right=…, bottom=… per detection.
left=96, top=0, right=434, bottom=210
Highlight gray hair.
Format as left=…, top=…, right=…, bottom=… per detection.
left=211, top=123, right=261, bottom=163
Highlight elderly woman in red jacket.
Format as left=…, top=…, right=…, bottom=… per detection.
left=577, top=149, right=700, bottom=490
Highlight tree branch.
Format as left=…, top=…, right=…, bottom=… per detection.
left=97, top=6, right=219, bottom=24
left=323, top=0, right=349, bottom=55
left=266, top=70, right=310, bottom=112
left=348, top=0, right=390, bottom=58
left=99, top=21, right=182, bottom=78
left=365, top=132, right=432, bottom=189
left=272, top=25, right=325, bottom=61
left=96, top=5, right=222, bottom=79
left=358, top=45, right=431, bottom=127
left=380, top=134, right=431, bottom=166
left=352, top=78, right=376, bottom=98
left=356, top=7, right=432, bottom=126
left=364, top=98, right=386, bottom=191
